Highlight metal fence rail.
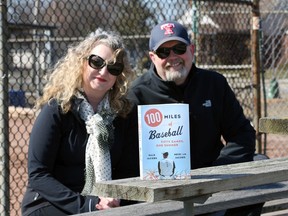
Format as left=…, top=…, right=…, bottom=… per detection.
left=0, top=0, right=287, bottom=215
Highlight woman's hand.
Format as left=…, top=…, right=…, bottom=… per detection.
left=96, top=197, right=120, bottom=210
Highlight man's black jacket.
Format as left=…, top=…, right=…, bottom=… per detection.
left=111, top=64, right=256, bottom=180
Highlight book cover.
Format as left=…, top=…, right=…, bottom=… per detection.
left=138, top=103, right=191, bottom=180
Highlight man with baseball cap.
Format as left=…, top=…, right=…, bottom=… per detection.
left=148, top=20, right=194, bottom=86
left=112, top=21, right=264, bottom=215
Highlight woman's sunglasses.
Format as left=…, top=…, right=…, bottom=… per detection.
left=86, top=54, right=124, bottom=76
left=154, top=43, right=187, bottom=59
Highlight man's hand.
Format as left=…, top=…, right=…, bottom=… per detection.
left=96, top=197, right=120, bottom=210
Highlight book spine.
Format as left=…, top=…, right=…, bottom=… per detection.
left=138, top=106, right=144, bottom=179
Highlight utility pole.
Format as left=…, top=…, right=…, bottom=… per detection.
left=251, top=0, right=262, bottom=153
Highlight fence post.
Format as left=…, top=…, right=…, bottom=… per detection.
left=0, top=0, right=10, bottom=215
left=251, top=0, right=262, bottom=153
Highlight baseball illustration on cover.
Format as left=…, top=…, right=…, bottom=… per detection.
left=138, top=103, right=191, bottom=180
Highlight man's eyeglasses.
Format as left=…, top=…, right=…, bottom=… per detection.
left=154, top=43, right=187, bottom=59
left=85, top=54, right=124, bottom=76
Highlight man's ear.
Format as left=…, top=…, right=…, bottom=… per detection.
left=149, top=51, right=156, bottom=63
left=188, top=44, right=195, bottom=56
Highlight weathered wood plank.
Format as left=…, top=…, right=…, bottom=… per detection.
left=74, top=181, right=288, bottom=216
left=259, top=117, right=288, bottom=135
left=92, top=157, right=288, bottom=202
left=262, top=198, right=288, bottom=213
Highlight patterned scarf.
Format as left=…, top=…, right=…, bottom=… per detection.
left=76, top=91, right=116, bottom=195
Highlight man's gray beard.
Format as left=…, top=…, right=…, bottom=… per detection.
left=165, top=68, right=188, bottom=82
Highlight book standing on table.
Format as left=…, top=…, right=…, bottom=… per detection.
left=138, top=103, right=191, bottom=180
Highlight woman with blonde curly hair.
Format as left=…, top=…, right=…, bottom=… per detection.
left=21, top=29, right=135, bottom=216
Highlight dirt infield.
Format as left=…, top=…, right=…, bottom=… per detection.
left=264, top=134, right=288, bottom=158
left=9, top=107, right=34, bottom=216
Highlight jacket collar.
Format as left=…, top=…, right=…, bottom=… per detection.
left=70, top=96, right=85, bottom=124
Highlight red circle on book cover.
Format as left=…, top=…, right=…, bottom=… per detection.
left=144, top=108, right=163, bottom=127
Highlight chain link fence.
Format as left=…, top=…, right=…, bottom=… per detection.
left=260, top=0, right=288, bottom=158
left=0, top=0, right=287, bottom=215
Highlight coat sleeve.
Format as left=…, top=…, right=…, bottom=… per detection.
left=213, top=78, right=256, bottom=166
left=27, top=102, right=99, bottom=214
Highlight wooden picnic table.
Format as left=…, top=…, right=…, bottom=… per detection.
left=259, top=117, right=288, bottom=135
left=92, top=157, right=288, bottom=216
left=85, top=117, right=288, bottom=216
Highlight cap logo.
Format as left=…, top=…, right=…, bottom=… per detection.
left=160, top=23, right=175, bottom=35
